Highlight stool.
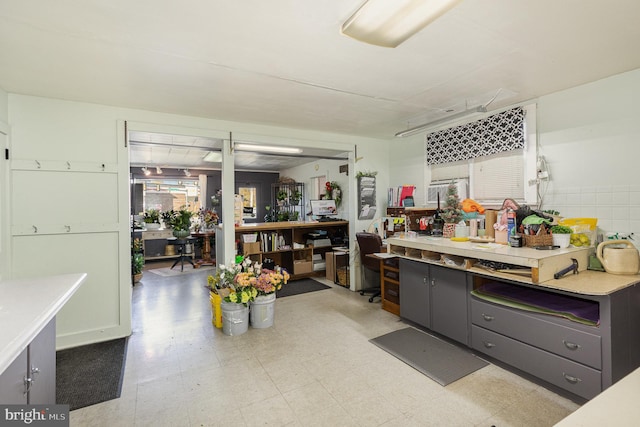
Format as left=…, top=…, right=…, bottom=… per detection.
left=167, top=237, right=195, bottom=271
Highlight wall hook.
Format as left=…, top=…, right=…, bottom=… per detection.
left=66, top=161, right=71, bottom=170
left=35, top=160, right=41, bottom=169
left=101, top=163, right=105, bottom=171
left=32, top=225, right=38, bottom=233
left=65, top=225, right=71, bottom=232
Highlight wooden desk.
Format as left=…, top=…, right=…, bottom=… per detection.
left=369, top=252, right=400, bottom=315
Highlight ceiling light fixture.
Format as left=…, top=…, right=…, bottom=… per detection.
left=234, top=143, right=302, bottom=154
left=183, top=168, right=191, bottom=177
left=156, top=166, right=163, bottom=174
left=141, top=167, right=151, bottom=176
left=395, top=105, right=487, bottom=138
left=341, top=0, right=462, bottom=48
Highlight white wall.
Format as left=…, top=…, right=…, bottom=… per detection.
left=389, top=68, right=640, bottom=243
left=5, top=94, right=389, bottom=345
left=537, top=68, right=640, bottom=240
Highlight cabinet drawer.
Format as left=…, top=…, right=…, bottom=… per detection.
left=143, top=230, right=172, bottom=240
left=384, top=282, right=400, bottom=305
left=471, top=326, right=601, bottom=400
left=471, top=298, right=601, bottom=369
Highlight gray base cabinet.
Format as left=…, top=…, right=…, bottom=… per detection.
left=397, top=256, right=640, bottom=400
left=399, top=260, right=469, bottom=345
left=399, top=258, right=430, bottom=328
left=0, top=318, right=56, bottom=404
left=430, top=265, right=469, bottom=345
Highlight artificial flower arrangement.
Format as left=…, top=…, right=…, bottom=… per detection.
left=199, top=208, right=219, bottom=228
left=206, top=256, right=290, bottom=305
left=325, top=181, right=342, bottom=207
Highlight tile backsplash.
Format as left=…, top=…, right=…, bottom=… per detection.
left=543, top=185, right=640, bottom=247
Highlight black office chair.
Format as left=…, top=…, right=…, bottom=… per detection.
left=356, top=232, right=383, bottom=303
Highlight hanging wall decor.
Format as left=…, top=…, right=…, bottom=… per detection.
left=358, top=175, right=376, bottom=220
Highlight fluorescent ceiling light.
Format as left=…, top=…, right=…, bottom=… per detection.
left=235, top=143, right=302, bottom=154
left=203, top=151, right=222, bottom=162
left=341, top=0, right=462, bottom=48
left=395, top=106, right=486, bottom=137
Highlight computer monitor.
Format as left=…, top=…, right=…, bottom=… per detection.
left=310, top=199, right=337, bottom=219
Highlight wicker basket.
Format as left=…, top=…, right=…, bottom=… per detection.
left=523, top=233, right=553, bottom=247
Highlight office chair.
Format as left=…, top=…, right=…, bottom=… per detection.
left=355, top=232, right=383, bottom=303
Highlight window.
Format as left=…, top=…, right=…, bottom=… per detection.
left=426, top=105, right=537, bottom=205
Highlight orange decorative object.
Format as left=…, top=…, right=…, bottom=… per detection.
left=461, top=198, right=486, bottom=214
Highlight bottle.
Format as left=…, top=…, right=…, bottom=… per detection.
left=507, top=209, right=517, bottom=242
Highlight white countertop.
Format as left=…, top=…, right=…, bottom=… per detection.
left=555, top=366, right=640, bottom=426
left=0, top=273, right=87, bottom=373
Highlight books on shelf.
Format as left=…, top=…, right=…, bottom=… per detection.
left=259, top=232, right=286, bottom=252
left=388, top=185, right=416, bottom=207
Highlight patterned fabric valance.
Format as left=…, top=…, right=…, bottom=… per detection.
left=426, top=107, right=525, bottom=165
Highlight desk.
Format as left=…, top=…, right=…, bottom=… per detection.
left=191, top=231, right=216, bottom=266
left=369, top=252, right=400, bottom=315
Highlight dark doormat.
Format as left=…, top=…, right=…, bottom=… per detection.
left=56, top=337, right=128, bottom=410
left=370, top=327, right=488, bottom=386
left=276, top=278, right=330, bottom=298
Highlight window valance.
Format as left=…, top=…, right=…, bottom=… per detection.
left=426, top=107, right=525, bottom=165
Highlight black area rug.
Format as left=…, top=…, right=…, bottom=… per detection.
left=276, top=278, right=331, bottom=298
left=56, top=337, right=128, bottom=411
left=370, top=327, right=488, bottom=386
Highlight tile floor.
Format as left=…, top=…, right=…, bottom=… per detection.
left=70, top=263, right=580, bottom=426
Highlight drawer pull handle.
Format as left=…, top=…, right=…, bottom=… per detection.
left=563, top=373, right=582, bottom=384
left=563, top=340, right=581, bottom=351
left=482, top=314, right=494, bottom=321
left=483, top=341, right=495, bottom=349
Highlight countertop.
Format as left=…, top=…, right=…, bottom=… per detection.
left=0, top=273, right=87, bottom=373
left=385, top=236, right=640, bottom=295
left=555, top=366, right=640, bottom=426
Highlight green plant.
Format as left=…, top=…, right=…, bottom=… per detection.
left=276, top=189, right=288, bottom=202
left=131, top=238, right=144, bottom=275
left=440, top=182, right=463, bottom=224
left=143, top=209, right=160, bottom=224
left=132, top=253, right=145, bottom=275
left=355, top=170, right=377, bottom=178
left=290, top=190, right=302, bottom=205
left=550, top=225, right=572, bottom=234
left=164, top=208, right=194, bottom=231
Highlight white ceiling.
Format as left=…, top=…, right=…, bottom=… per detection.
left=2, top=0, right=640, bottom=167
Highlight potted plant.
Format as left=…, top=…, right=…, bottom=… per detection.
left=143, top=209, right=161, bottom=230
left=131, top=238, right=144, bottom=283
left=276, top=189, right=288, bottom=205
left=161, top=210, right=175, bottom=228
left=290, top=190, right=302, bottom=205
left=165, top=208, right=194, bottom=238
left=550, top=224, right=572, bottom=248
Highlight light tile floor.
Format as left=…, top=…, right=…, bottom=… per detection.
left=70, top=264, right=580, bottom=426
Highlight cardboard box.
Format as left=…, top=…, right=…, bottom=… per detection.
left=243, top=241, right=261, bottom=255
left=293, top=260, right=313, bottom=275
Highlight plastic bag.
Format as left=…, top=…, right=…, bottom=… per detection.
left=558, top=218, right=597, bottom=247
